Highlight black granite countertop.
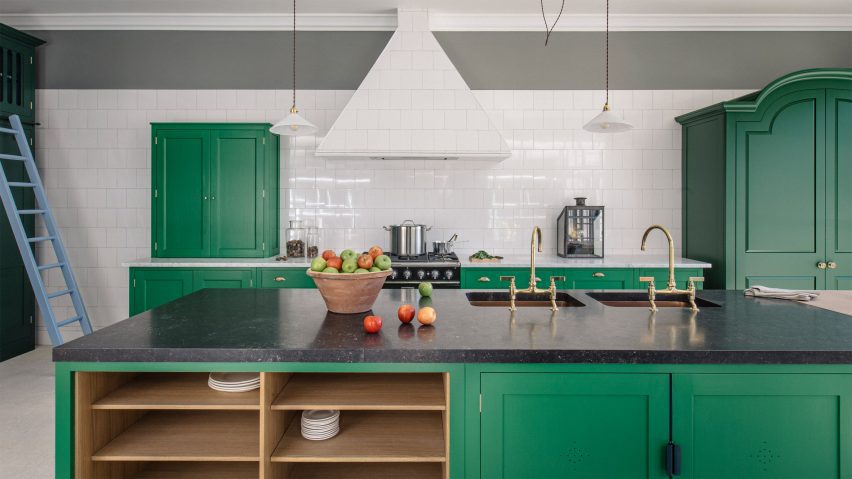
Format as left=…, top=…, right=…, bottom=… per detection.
left=53, top=289, right=852, bottom=364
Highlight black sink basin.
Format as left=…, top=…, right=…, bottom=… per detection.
left=466, top=291, right=585, bottom=308
left=586, top=291, right=721, bottom=308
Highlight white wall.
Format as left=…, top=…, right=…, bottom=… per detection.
left=32, top=87, right=752, bottom=341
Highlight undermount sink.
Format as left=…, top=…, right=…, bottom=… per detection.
left=466, top=291, right=585, bottom=308
left=586, top=292, right=721, bottom=308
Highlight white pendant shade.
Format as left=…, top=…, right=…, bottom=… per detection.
left=270, top=110, right=317, bottom=136
left=582, top=106, right=633, bottom=133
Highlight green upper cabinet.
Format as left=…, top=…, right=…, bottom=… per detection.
left=0, top=25, right=43, bottom=122
left=481, top=372, right=670, bottom=479
left=677, top=69, right=852, bottom=289
left=151, top=124, right=279, bottom=258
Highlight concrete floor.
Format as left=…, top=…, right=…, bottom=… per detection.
left=0, top=347, right=54, bottom=479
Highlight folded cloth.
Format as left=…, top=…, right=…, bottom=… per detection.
left=744, top=285, right=820, bottom=301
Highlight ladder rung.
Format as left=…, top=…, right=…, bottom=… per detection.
left=0, top=153, right=27, bottom=161
left=47, top=289, right=73, bottom=299
left=0, top=127, right=16, bottom=134
left=8, top=182, right=36, bottom=187
left=28, top=236, right=55, bottom=243
left=56, top=316, right=83, bottom=327
left=18, top=209, right=45, bottom=215
left=38, top=262, right=65, bottom=271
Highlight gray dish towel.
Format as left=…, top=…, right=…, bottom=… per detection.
left=744, top=285, right=820, bottom=301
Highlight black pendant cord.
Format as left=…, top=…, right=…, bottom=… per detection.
left=605, top=0, right=609, bottom=106
left=292, top=0, right=297, bottom=111
left=541, top=0, right=566, bottom=46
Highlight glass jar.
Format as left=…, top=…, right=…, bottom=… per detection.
left=306, top=226, right=319, bottom=259
left=285, top=220, right=306, bottom=259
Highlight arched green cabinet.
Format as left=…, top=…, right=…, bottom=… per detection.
left=676, top=69, right=852, bottom=289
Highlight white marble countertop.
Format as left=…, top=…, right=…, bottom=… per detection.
left=123, top=255, right=711, bottom=269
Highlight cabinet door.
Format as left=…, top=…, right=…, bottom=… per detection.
left=130, top=269, right=194, bottom=316
left=259, top=268, right=315, bottom=288
left=193, top=268, right=254, bottom=291
left=826, top=89, right=852, bottom=290
left=210, top=129, right=265, bottom=257
left=735, top=90, right=826, bottom=289
left=0, top=266, right=35, bottom=360
left=673, top=373, right=852, bottom=478
left=481, top=373, right=670, bottom=479
left=154, top=130, right=210, bottom=257
left=566, top=268, right=633, bottom=289
left=0, top=40, right=35, bottom=120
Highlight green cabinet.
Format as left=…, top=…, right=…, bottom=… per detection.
left=130, top=269, right=193, bottom=316
left=259, top=268, right=316, bottom=288
left=462, top=268, right=566, bottom=289
left=566, top=268, right=633, bottom=289
left=677, top=69, right=852, bottom=289
left=193, top=268, right=254, bottom=290
left=152, top=123, right=278, bottom=258
left=0, top=25, right=42, bottom=121
left=481, top=372, right=670, bottom=478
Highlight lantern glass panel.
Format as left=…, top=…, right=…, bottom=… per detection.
left=557, top=199, right=604, bottom=258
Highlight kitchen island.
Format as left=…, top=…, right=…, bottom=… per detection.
left=55, top=289, right=852, bottom=479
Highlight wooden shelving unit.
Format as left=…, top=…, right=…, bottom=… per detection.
left=75, top=371, right=450, bottom=479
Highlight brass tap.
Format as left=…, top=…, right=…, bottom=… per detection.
left=501, top=226, right=564, bottom=311
left=639, top=224, right=704, bottom=312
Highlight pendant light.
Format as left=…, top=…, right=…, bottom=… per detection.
left=583, top=0, right=632, bottom=133
left=270, top=0, right=317, bottom=136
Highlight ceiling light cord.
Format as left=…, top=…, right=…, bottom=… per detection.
left=292, top=0, right=297, bottom=111
left=541, top=0, right=566, bottom=46
left=605, top=0, right=609, bottom=106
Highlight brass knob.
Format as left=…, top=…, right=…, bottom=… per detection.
left=592, top=272, right=605, bottom=278
left=535, top=277, right=542, bottom=282
left=478, top=277, right=491, bottom=282
left=817, top=261, right=827, bottom=270
left=827, top=261, right=837, bottom=269
left=274, top=276, right=286, bottom=282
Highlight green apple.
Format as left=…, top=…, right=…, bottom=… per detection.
left=340, top=249, right=358, bottom=261
left=322, top=267, right=339, bottom=273
left=418, top=282, right=433, bottom=297
left=310, top=257, right=327, bottom=272
left=369, top=266, right=381, bottom=272
left=341, top=258, right=358, bottom=273
left=374, top=254, right=392, bottom=270
left=355, top=268, right=369, bottom=274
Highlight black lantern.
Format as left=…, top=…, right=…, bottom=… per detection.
left=557, top=197, right=604, bottom=258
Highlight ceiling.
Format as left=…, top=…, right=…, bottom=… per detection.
left=4, top=0, right=852, bottom=15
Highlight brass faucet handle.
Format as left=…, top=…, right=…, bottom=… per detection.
left=638, top=276, right=656, bottom=285
left=550, top=276, right=566, bottom=283
left=499, top=275, right=516, bottom=283
left=688, top=276, right=705, bottom=286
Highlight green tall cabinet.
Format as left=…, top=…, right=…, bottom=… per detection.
left=676, top=69, right=852, bottom=289
left=152, top=123, right=279, bottom=258
left=0, top=25, right=42, bottom=361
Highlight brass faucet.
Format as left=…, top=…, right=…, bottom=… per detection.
left=639, top=224, right=704, bottom=312
left=501, top=226, right=565, bottom=311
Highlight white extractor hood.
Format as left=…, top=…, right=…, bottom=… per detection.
left=316, top=9, right=511, bottom=160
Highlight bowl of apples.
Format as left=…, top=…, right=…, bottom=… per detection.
left=307, top=246, right=393, bottom=314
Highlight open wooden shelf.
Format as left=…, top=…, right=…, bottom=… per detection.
left=271, top=373, right=445, bottom=411
left=93, top=411, right=259, bottom=462
left=132, top=462, right=259, bottom=478
left=93, top=373, right=260, bottom=410
left=288, top=463, right=442, bottom=478
left=272, top=411, right=445, bottom=463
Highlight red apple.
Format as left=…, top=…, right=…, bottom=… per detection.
left=326, top=256, right=343, bottom=270
left=321, top=250, right=336, bottom=261
left=397, top=304, right=415, bottom=323
left=368, top=245, right=383, bottom=259
left=357, top=254, right=374, bottom=269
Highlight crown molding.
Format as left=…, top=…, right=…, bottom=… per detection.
left=6, top=12, right=851, bottom=32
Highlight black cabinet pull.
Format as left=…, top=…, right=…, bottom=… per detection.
left=666, top=441, right=682, bottom=476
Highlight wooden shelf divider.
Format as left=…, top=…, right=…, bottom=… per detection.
left=271, top=411, right=445, bottom=463
left=271, top=373, right=446, bottom=411
left=93, top=373, right=260, bottom=410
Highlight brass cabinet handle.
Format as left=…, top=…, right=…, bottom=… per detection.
left=827, top=261, right=838, bottom=269
left=550, top=276, right=566, bottom=282
left=592, top=272, right=605, bottom=278
left=535, top=277, right=542, bottom=282
left=817, top=261, right=828, bottom=270
left=274, top=276, right=286, bottom=282
left=478, top=277, right=491, bottom=283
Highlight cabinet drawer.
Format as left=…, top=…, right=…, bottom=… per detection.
left=259, top=268, right=314, bottom=288
left=565, top=268, right=633, bottom=289
left=461, top=269, right=524, bottom=289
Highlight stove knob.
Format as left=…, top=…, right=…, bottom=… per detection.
left=402, top=270, right=412, bottom=280
left=430, top=269, right=441, bottom=280
left=416, top=270, right=426, bottom=280
left=445, top=270, right=454, bottom=280
left=389, top=269, right=398, bottom=280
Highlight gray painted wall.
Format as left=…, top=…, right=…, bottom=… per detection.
left=29, top=30, right=852, bottom=90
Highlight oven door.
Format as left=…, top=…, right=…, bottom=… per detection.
left=383, top=281, right=461, bottom=289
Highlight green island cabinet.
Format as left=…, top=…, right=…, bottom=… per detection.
left=0, top=25, right=42, bottom=361
left=677, top=68, right=852, bottom=289
left=55, top=362, right=852, bottom=479
left=152, top=123, right=279, bottom=258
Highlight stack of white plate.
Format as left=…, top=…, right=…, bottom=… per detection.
left=208, top=372, right=260, bottom=392
left=301, top=410, right=340, bottom=441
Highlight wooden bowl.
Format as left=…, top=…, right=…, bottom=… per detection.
left=307, top=269, right=392, bottom=314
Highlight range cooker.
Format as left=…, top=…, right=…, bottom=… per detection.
left=383, top=253, right=461, bottom=289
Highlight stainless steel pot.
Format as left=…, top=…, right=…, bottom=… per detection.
left=383, top=220, right=432, bottom=256
left=433, top=233, right=458, bottom=255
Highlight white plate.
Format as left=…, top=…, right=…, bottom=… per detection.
left=302, top=410, right=339, bottom=421
left=301, top=429, right=339, bottom=440
left=209, top=372, right=260, bottom=385
left=208, top=384, right=260, bottom=392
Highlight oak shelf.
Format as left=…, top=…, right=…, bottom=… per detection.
left=271, top=411, right=445, bottom=463
left=93, top=373, right=260, bottom=410
left=93, top=411, right=260, bottom=462
left=288, top=462, right=442, bottom=478
left=132, top=462, right=259, bottom=478
left=271, top=373, right=445, bottom=411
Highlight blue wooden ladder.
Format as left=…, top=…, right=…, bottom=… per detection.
left=0, top=114, right=92, bottom=346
